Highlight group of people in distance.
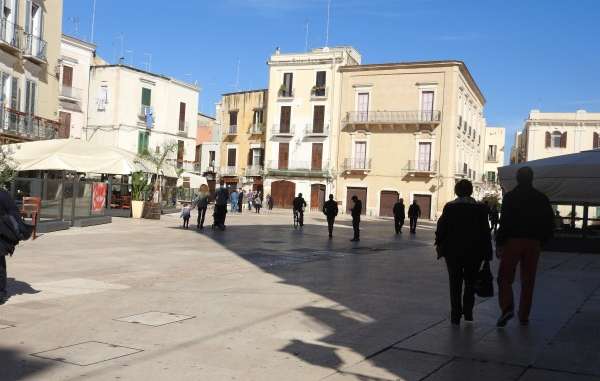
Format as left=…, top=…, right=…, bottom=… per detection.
left=435, top=166, right=554, bottom=327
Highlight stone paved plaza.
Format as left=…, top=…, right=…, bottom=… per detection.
left=1, top=210, right=599, bottom=381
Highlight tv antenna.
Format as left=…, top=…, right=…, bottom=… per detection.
left=69, top=17, right=80, bottom=36
left=143, top=53, right=152, bottom=72
left=125, top=49, right=134, bottom=66
left=90, top=0, right=97, bottom=42
left=305, top=20, right=309, bottom=52
left=234, top=59, right=240, bottom=91
left=325, top=0, right=331, bottom=47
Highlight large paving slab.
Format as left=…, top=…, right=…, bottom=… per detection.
left=0, top=210, right=598, bottom=380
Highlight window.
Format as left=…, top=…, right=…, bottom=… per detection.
left=463, top=163, right=468, bottom=175
left=278, top=142, right=289, bottom=169
left=25, top=1, right=44, bottom=57
left=458, top=115, right=462, bottom=130
left=24, top=79, right=36, bottom=115
left=354, top=141, right=367, bottom=168
left=141, top=87, right=151, bottom=106
left=487, top=171, right=496, bottom=183
left=421, top=91, right=434, bottom=121
left=311, top=143, right=323, bottom=170
left=0, top=72, right=10, bottom=104
left=229, top=110, right=238, bottom=126
left=97, top=85, right=108, bottom=111
left=312, top=105, right=325, bottom=133
left=179, top=102, right=186, bottom=131
left=487, top=145, right=497, bottom=161
left=58, top=111, right=71, bottom=139
left=195, top=145, right=201, bottom=163
left=545, top=131, right=567, bottom=148
left=594, top=132, right=600, bottom=149
left=314, top=71, right=326, bottom=96
left=137, top=131, right=149, bottom=154
left=281, top=72, right=293, bottom=97
left=418, top=142, right=432, bottom=171
left=251, top=149, right=262, bottom=166
left=227, top=148, right=236, bottom=167
left=177, top=140, right=184, bottom=167
left=279, top=106, right=291, bottom=132
left=62, top=66, right=73, bottom=87
left=357, top=92, right=369, bottom=122
left=552, top=131, right=562, bottom=148
left=209, top=150, right=216, bottom=167
left=253, top=109, right=263, bottom=127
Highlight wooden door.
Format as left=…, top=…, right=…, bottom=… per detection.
left=379, top=191, right=398, bottom=217
left=177, top=141, right=184, bottom=167
left=413, top=194, right=431, bottom=220
left=310, top=184, right=326, bottom=210
left=311, top=143, right=323, bottom=170
left=278, top=143, right=289, bottom=169
left=313, top=105, right=324, bottom=133
left=179, top=102, right=186, bottom=131
left=62, top=66, right=73, bottom=87
left=271, top=180, right=295, bottom=209
left=346, top=187, right=367, bottom=215
left=58, top=111, right=71, bottom=139
left=280, top=106, right=291, bottom=133
left=227, top=148, right=236, bottom=167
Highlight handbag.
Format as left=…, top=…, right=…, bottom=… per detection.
left=475, top=260, right=494, bottom=298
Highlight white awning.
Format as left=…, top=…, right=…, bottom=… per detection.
left=498, top=149, right=600, bottom=204
left=5, top=139, right=179, bottom=177
left=177, top=172, right=208, bottom=188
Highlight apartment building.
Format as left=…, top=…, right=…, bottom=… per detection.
left=196, top=112, right=219, bottom=192
left=218, top=89, right=267, bottom=192
left=336, top=61, right=486, bottom=219
left=85, top=64, right=199, bottom=169
left=58, top=34, right=95, bottom=139
left=479, top=126, right=505, bottom=198
left=0, top=0, right=62, bottom=143
left=511, top=109, right=600, bottom=163
left=264, top=47, right=361, bottom=209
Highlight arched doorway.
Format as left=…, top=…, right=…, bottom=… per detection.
left=271, top=180, right=295, bottom=209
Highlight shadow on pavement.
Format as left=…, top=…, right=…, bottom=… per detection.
left=0, top=347, right=56, bottom=381
left=6, top=278, right=40, bottom=299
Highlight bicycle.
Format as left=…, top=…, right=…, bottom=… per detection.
left=293, top=208, right=304, bottom=229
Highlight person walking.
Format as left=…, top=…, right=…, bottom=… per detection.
left=350, top=195, right=362, bottom=242
left=495, top=167, right=554, bottom=327
left=247, top=191, right=254, bottom=211
left=408, top=200, right=421, bottom=234
left=293, top=193, right=307, bottom=227
left=238, top=189, right=244, bottom=213
left=213, top=181, right=229, bottom=230
left=323, top=194, right=338, bottom=238
left=393, top=197, right=406, bottom=234
left=489, top=203, right=499, bottom=234
left=435, top=180, right=493, bottom=325
left=267, top=194, right=274, bottom=210
left=180, top=203, right=191, bottom=229
left=0, top=189, right=32, bottom=305
left=230, top=189, right=238, bottom=213
left=254, top=193, right=262, bottom=214
left=194, top=190, right=209, bottom=229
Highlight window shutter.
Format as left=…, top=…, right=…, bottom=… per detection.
left=141, top=88, right=151, bottom=106
left=247, top=149, right=252, bottom=165
left=24, top=0, right=31, bottom=34
left=259, top=149, right=265, bottom=166
left=545, top=132, right=551, bottom=148
left=316, top=71, right=326, bottom=87
left=594, top=132, right=599, bottom=149
left=561, top=132, right=567, bottom=148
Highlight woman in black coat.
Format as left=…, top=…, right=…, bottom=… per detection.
left=435, top=180, right=492, bottom=325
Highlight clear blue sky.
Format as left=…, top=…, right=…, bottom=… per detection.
left=63, top=0, right=600, bottom=160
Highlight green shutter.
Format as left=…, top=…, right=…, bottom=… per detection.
left=141, top=88, right=151, bottom=106
left=137, top=132, right=144, bottom=154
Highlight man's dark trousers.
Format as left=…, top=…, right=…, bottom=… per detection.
left=327, top=216, right=335, bottom=237
left=197, top=207, right=207, bottom=228
left=352, top=216, right=360, bottom=240
left=410, top=217, right=418, bottom=233
left=394, top=217, right=404, bottom=233
left=445, top=255, right=482, bottom=321
left=0, top=256, right=7, bottom=298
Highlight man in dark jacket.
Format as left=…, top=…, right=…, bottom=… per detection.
left=495, top=166, right=554, bottom=327
left=436, top=180, right=492, bottom=325
left=350, top=195, right=362, bottom=242
left=408, top=200, right=421, bottom=234
left=0, top=189, right=23, bottom=304
left=238, top=189, right=244, bottom=213
left=322, top=194, right=338, bottom=238
left=194, top=191, right=209, bottom=229
left=393, top=198, right=406, bottom=234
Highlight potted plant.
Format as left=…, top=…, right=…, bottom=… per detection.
left=137, top=141, right=179, bottom=218
left=131, top=171, right=148, bottom=218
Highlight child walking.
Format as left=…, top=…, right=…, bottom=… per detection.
left=181, top=203, right=192, bottom=229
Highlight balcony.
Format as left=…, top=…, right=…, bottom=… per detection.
left=304, top=123, right=329, bottom=137
left=486, top=154, right=498, bottom=163
left=405, top=160, right=438, bottom=177
left=221, top=166, right=237, bottom=177
left=23, top=33, right=47, bottom=63
left=60, top=86, right=82, bottom=102
left=178, top=120, right=189, bottom=136
left=249, top=123, right=264, bottom=135
left=245, top=165, right=264, bottom=177
left=0, top=106, right=59, bottom=141
left=344, top=110, right=442, bottom=128
left=267, top=160, right=330, bottom=178
left=271, top=124, right=295, bottom=137
left=0, top=18, right=21, bottom=52
left=277, top=87, right=294, bottom=100
left=225, top=125, right=238, bottom=136
left=310, top=86, right=328, bottom=100
left=342, top=158, right=372, bottom=174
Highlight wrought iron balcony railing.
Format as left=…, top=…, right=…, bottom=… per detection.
left=267, top=160, right=330, bottom=177
left=342, top=158, right=372, bottom=172
left=245, top=165, right=264, bottom=177
left=249, top=123, right=264, bottom=134
left=225, top=125, right=238, bottom=136
left=60, top=86, right=82, bottom=101
left=0, top=106, right=59, bottom=141
left=304, top=123, right=329, bottom=137
left=221, top=166, right=237, bottom=176
left=178, top=120, right=189, bottom=136
left=345, top=110, right=441, bottom=124
left=405, top=160, right=438, bottom=174
left=271, top=124, right=295, bottom=136
left=310, top=86, right=328, bottom=98
left=0, top=18, right=21, bottom=50
left=24, top=33, right=47, bottom=62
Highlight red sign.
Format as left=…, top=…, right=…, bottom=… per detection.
left=92, top=183, right=107, bottom=213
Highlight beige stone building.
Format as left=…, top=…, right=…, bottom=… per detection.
left=217, top=89, right=267, bottom=191
left=336, top=61, right=486, bottom=219
left=511, top=109, right=600, bottom=163
left=0, top=0, right=62, bottom=143
left=479, top=126, right=505, bottom=199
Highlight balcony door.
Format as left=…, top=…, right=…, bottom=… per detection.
left=357, top=93, right=369, bottom=122
left=278, top=143, right=289, bottom=170
left=62, top=66, right=73, bottom=88
left=227, top=148, right=236, bottom=167
left=179, top=102, right=186, bottom=132
left=421, top=91, right=434, bottom=121
left=418, top=142, right=432, bottom=171
left=311, top=143, right=323, bottom=170
left=280, top=106, right=291, bottom=133
left=177, top=140, right=185, bottom=167
left=58, top=111, right=71, bottom=139
left=354, top=141, right=367, bottom=169
left=313, top=105, right=324, bottom=133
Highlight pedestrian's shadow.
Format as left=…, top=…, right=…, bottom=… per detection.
left=6, top=278, right=40, bottom=298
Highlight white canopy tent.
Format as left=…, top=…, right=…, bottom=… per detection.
left=498, top=149, right=600, bottom=203
left=176, top=171, right=208, bottom=188
left=6, top=139, right=179, bottom=178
